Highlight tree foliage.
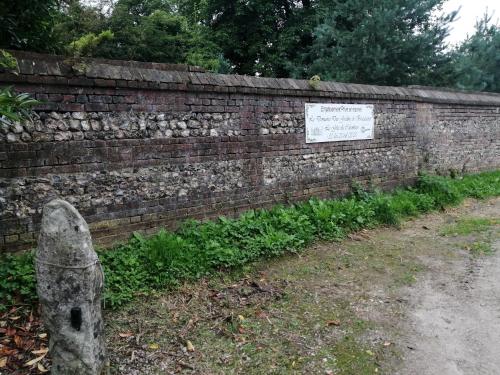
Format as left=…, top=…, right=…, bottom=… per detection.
left=0, top=0, right=499, bottom=92
left=186, top=0, right=317, bottom=76
left=0, top=0, right=61, bottom=52
left=54, top=0, right=226, bottom=71
left=289, top=0, right=457, bottom=86
left=67, top=30, right=115, bottom=58
left=451, top=14, right=500, bottom=93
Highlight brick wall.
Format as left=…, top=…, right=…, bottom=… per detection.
left=1, top=52, right=499, bottom=252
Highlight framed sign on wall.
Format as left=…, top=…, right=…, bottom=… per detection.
left=305, top=103, right=374, bottom=143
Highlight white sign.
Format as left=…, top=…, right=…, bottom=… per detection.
left=305, top=103, right=374, bottom=143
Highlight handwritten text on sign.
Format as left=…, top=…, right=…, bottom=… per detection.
left=305, top=103, right=374, bottom=143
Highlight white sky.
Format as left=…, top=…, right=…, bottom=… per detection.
left=441, top=0, right=500, bottom=45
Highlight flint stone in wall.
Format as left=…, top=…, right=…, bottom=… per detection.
left=3, top=111, right=245, bottom=143
left=36, top=199, right=106, bottom=375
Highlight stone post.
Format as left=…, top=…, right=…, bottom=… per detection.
left=35, top=199, right=106, bottom=374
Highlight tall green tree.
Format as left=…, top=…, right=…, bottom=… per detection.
left=0, top=0, right=62, bottom=52
left=107, top=0, right=223, bottom=70
left=452, top=13, right=500, bottom=93
left=53, top=0, right=225, bottom=71
left=190, top=0, right=318, bottom=76
left=53, top=0, right=108, bottom=51
left=290, top=0, right=457, bottom=86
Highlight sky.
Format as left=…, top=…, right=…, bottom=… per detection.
left=441, top=0, right=500, bottom=45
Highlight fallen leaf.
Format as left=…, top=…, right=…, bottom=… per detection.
left=148, top=343, right=159, bottom=350
left=24, top=352, right=47, bottom=367
left=38, top=333, right=47, bottom=339
left=255, top=310, right=268, bottom=319
left=186, top=340, right=195, bottom=352
left=119, top=332, right=134, bottom=338
left=0, top=357, right=7, bottom=368
left=238, top=315, right=245, bottom=322
left=0, top=347, right=17, bottom=356
left=32, top=348, right=49, bottom=355
left=172, top=313, right=179, bottom=323
left=383, top=341, right=392, bottom=347
left=327, top=320, right=341, bottom=326
left=13, top=335, right=23, bottom=348
left=238, top=326, right=245, bottom=334
left=37, top=362, right=49, bottom=373
left=9, top=316, right=21, bottom=321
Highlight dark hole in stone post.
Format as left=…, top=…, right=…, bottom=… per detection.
left=71, top=307, right=82, bottom=331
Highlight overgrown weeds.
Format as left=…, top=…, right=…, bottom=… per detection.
left=1, top=171, right=499, bottom=310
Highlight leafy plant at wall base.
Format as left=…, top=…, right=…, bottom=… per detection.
left=0, top=251, right=36, bottom=309
left=0, top=171, right=499, bottom=311
left=417, top=173, right=462, bottom=208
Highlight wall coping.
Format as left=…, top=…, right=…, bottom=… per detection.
left=2, top=51, right=500, bottom=106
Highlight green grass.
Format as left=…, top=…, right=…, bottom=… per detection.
left=466, top=241, right=494, bottom=256
left=332, top=336, right=380, bottom=375
left=441, top=217, right=499, bottom=236
left=1, top=170, right=499, bottom=310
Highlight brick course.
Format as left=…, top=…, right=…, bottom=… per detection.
left=1, top=51, right=499, bottom=252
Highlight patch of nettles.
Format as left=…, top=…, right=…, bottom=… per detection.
left=1, top=171, right=499, bottom=310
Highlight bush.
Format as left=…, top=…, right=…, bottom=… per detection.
left=1, top=170, right=499, bottom=310
left=0, top=251, right=36, bottom=307
left=417, top=173, right=462, bottom=208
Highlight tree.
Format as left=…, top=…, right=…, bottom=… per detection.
left=289, top=0, right=457, bottom=86
left=55, top=0, right=225, bottom=71
left=191, top=0, right=318, bottom=76
left=452, top=13, right=500, bottom=93
left=0, top=0, right=62, bottom=52
left=53, top=0, right=109, bottom=52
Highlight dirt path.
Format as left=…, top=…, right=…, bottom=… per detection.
left=105, top=198, right=500, bottom=374
left=397, top=202, right=500, bottom=375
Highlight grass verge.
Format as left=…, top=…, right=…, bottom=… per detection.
left=1, top=171, right=499, bottom=310
left=440, top=217, right=499, bottom=236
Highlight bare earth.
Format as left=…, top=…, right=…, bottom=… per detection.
left=397, top=200, right=500, bottom=375
left=106, top=198, right=500, bottom=374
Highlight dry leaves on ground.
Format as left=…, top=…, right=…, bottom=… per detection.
left=0, top=306, right=50, bottom=374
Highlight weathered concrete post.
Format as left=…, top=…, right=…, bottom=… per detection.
left=35, top=199, right=106, bottom=374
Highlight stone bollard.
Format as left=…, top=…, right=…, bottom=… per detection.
left=35, top=199, right=106, bottom=374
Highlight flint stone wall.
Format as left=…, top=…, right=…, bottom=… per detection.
left=1, top=51, right=499, bottom=252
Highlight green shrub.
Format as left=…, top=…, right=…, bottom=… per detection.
left=0, top=251, right=36, bottom=307
left=369, top=194, right=401, bottom=226
left=417, top=173, right=462, bottom=208
left=454, top=171, right=500, bottom=199
left=0, top=87, right=40, bottom=124
left=67, top=30, right=114, bottom=58
left=1, top=170, right=499, bottom=311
